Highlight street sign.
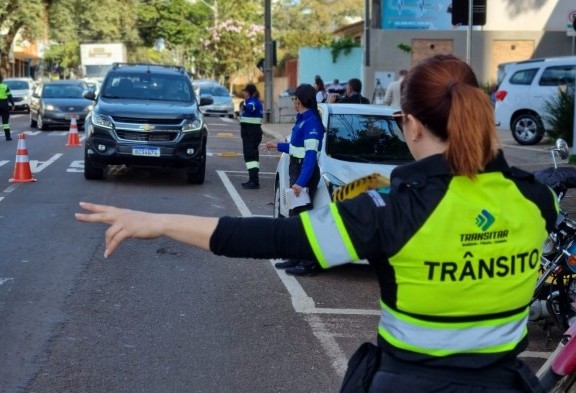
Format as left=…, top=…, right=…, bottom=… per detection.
left=567, top=10, right=576, bottom=37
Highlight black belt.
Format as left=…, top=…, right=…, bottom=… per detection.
left=377, top=351, right=544, bottom=392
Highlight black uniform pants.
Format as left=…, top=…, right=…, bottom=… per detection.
left=0, top=105, right=10, bottom=130
left=240, top=123, right=263, bottom=169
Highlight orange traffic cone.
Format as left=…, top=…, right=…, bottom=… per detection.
left=66, top=116, right=81, bottom=147
left=10, top=133, right=37, bottom=183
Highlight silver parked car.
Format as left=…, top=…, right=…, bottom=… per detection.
left=193, top=79, right=235, bottom=118
left=4, top=77, right=34, bottom=113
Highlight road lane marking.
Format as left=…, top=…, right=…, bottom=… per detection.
left=0, top=277, right=14, bottom=286
left=219, top=169, right=380, bottom=376
left=30, top=154, right=63, bottom=173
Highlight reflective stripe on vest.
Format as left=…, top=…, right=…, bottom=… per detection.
left=288, top=138, right=320, bottom=158
left=240, top=116, right=263, bottom=124
left=300, top=203, right=359, bottom=268
left=377, top=301, right=528, bottom=356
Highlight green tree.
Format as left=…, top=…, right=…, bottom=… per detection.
left=0, top=0, right=45, bottom=76
left=197, top=19, right=264, bottom=81
left=544, top=86, right=575, bottom=146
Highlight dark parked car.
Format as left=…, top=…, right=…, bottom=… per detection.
left=29, top=80, right=93, bottom=130
left=83, top=62, right=213, bottom=184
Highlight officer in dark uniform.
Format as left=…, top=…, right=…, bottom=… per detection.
left=239, top=83, right=264, bottom=189
left=77, top=55, right=557, bottom=392
left=0, top=75, right=15, bottom=141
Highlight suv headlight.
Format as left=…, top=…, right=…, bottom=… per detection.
left=182, top=119, right=203, bottom=133
left=92, top=113, right=113, bottom=129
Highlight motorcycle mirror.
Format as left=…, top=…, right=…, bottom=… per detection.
left=555, top=139, right=570, bottom=160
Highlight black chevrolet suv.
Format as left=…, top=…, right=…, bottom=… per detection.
left=83, top=63, right=212, bottom=184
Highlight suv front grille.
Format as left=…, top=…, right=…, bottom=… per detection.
left=112, top=116, right=183, bottom=125
left=115, top=131, right=177, bottom=142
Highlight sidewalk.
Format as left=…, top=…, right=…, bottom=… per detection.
left=261, top=122, right=291, bottom=142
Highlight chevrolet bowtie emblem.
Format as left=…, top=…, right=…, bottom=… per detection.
left=140, top=124, right=155, bottom=132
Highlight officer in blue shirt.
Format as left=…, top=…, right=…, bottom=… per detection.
left=265, top=84, right=325, bottom=275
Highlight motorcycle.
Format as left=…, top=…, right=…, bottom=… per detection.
left=538, top=319, right=576, bottom=391
left=530, top=139, right=576, bottom=391
left=530, top=139, right=576, bottom=335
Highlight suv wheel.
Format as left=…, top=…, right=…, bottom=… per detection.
left=273, top=181, right=285, bottom=218
left=84, top=151, right=105, bottom=180
left=511, top=113, right=545, bottom=145
left=186, top=147, right=206, bottom=184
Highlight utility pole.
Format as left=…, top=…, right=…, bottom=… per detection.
left=466, top=0, right=472, bottom=64
left=264, top=0, right=274, bottom=123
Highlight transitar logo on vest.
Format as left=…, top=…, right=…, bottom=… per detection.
left=460, top=209, right=509, bottom=247
left=476, top=209, right=495, bottom=231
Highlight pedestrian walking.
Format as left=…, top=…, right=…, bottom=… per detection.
left=76, top=54, right=556, bottom=392
left=239, top=83, right=264, bottom=189
left=383, top=69, right=407, bottom=108
left=0, top=75, right=15, bottom=141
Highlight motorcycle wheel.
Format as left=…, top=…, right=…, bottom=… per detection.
left=548, top=372, right=576, bottom=393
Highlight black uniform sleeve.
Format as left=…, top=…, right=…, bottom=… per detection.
left=209, top=216, right=317, bottom=261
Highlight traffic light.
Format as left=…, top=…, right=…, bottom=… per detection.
left=451, top=0, right=487, bottom=26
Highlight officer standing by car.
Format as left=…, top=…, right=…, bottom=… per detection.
left=0, top=75, right=15, bottom=141
left=239, top=83, right=264, bottom=189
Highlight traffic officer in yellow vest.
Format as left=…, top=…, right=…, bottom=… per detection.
left=239, top=83, right=264, bottom=189
left=76, top=55, right=557, bottom=392
left=0, top=75, right=15, bottom=141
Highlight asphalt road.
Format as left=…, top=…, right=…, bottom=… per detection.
left=0, top=112, right=569, bottom=392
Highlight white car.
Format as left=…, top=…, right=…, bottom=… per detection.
left=4, top=77, right=35, bottom=113
left=494, top=56, right=576, bottom=145
left=273, top=103, right=413, bottom=219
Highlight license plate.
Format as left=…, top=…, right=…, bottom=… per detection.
left=132, top=146, right=160, bottom=157
left=65, top=114, right=79, bottom=120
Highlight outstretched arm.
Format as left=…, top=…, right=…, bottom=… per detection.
left=75, top=202, right=218, bottom=257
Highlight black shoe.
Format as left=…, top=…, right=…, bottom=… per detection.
left=286, top=262, right=319, bottom=276
left=241, top=181, right=260, bottom=189
left=5, top=138, right=11, bottom=141
left=275, top=259, right=300, bottom=269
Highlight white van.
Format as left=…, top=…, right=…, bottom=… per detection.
left=273, top=103, right=413, bottom=218
left=494, top=56, right=576, bottom=145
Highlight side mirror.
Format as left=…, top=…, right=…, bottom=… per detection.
left=552, top=138, right=570, bottom=168
left=83, top=90, right=96, bottom=101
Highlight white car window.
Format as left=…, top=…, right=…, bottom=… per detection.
left=326, top=113, right=412, bottom=163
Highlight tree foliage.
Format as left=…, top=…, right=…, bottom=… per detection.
left=0, top=0, right=45, bottom=75
left=1, top=0, right=365, bottom=81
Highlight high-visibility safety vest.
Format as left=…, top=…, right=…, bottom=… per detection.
left=0, top=83, right=11, bottom=100
left=300, top=152, right=558, bottom=367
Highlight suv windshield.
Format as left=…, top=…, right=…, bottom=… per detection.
left=101, top=73, right=193, bottom=102
left=326, top=113, right=412, bottom=163
left=5, top=80, right=30, bottom=90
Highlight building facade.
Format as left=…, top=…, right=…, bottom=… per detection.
left=364, top=0, right=576, bottom=100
